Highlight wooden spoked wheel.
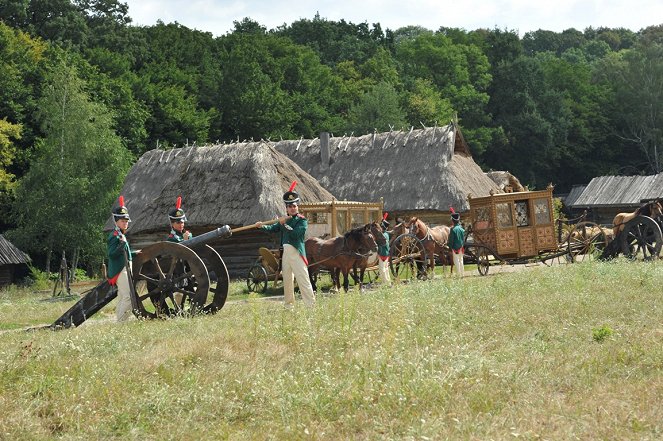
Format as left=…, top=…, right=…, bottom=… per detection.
left=620, top=215, right=662, bottom=261
left=132, top=242, right=209, bottom=318
left=467, top=245, right=491, bottom=276
left=192, top=245, right=229, bottom=313
left=246, top=264, right=268, bottom=293
left=389, top=233, right=427, bottom=282
left=566, top=221, right=609, bottom=263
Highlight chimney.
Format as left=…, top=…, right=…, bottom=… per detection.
left=320, top=132, right=330, bottom=169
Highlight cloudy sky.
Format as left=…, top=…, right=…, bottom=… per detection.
left=122, top=0, right=662, bottom=37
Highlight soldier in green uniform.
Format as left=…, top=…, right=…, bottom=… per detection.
left=448, top=207, right=465, bottom=278
left=256, top=181, right=315, bottom=307
left=107, top=196, right=138, bottom=322
left=167, top=196, right=192, bottom=243
left=377, top=212, right=391, bottom=285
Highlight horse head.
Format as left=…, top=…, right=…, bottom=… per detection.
left=368, top=222, right=387, bottom=247
left=344, top=225, right=377, bottom=254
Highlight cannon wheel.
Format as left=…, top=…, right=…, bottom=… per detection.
left=620, top=215, right=662, bottom=260
left=193, top=245, right=229, bottom=313
left=389, top=233, right=427, bottom=282
left=246, top=264, right=268, bottom=293
left=566, top=221, right=609, bottom=263
left=132, top=242, right=210, bottom=318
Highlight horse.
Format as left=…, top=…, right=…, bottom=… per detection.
left=612, top=200, right=663, bottom=237
left=405, top=217, right=453, bottom=277
left=306, top=224, right=378, bottom=292
left=350, top=222, right=388, bottom=289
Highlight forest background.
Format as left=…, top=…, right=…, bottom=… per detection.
left=0, top=0, right=662, bottom=273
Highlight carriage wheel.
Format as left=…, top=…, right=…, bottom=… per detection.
left=246, top=264, right=268, bottom=293
left=468, top=245, right=491, bottom=276
left=132, top=242, right=210, bottom=319
left=566, top=221, right=609, bottom=263
left=620, top=215, right=662, bottom=260
left=389, top=233, right=427, bottom=282
left=192, top=245, right=229, bottom=313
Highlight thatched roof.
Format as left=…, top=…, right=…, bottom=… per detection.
left=0, top=234, right=30, bottom=265
left=111, top=142, right=335, bottom=235
left=273, top=124, right=500, bottom=212
left=569, top=173, right=663, bottom=208
left=485, top=171, right=526, bottom=192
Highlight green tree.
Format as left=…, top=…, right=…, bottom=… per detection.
left=10, top=60, right=131, bottom=272
left=347, top=81, right=406, bottom=133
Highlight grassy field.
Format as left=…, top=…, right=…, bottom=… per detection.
left=0, top=260, right=661, bottom=440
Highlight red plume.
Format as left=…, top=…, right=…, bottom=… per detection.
left=119, top=196, right=125, bottom=207
left=288, top=181, right=297, bottom=192
left=176, top=196, right=182, bottom=210
left=383, top=212, right=388, bottom=221
left=449, top=206, right=456, bottom=214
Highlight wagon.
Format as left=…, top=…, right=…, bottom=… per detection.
left=246, top=247, right=281, bottom=293
left=465, top=185, right=611, bottom=275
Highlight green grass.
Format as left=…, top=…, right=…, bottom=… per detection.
left=1, top=259, right=662, bottom=439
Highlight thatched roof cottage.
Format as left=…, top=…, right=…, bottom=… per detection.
left=0, top=234, right=31, bottom=286
left=273, top=123, right=500, bottom=225
left=113, top=143, right=334, bottom=276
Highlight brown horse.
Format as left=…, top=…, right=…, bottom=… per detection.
left=350, top=222, right=388, bottom=289
left=405, top=217, right=453, bottom=277
left=612, top=201, right=663, bottom=237
left=306, top=224, right=378, bottom=292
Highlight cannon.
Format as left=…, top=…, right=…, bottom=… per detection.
left=51, top=225, right=235, bottom=328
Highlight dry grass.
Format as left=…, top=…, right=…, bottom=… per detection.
left=0, top=259, right=662, bottom=439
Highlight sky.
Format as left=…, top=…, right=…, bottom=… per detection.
left=121, top=0, right=663, bottom=37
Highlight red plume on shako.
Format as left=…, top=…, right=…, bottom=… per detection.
left=169, top=196, right=187, bottom=222
left=283, top=180, right=300, bottom=205
left=450, top=206, right=460, bottom=222
left=381, top=212, right=390, bottom=229
left=112, top=195, right=131, bottom=221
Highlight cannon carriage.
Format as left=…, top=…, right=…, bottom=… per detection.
left=51, top=226, right=233, bottom=328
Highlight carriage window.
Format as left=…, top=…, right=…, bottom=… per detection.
left=474, top=206, right=491, bottom=230
left=496, top=203, right=513, bottom=228
left=350, top=210, right=364, bottom=228
left=515, top=201, right=529, bottom=226
left=369, top=210, right=381, bottom=223
left=336, top=210, right=347, bottom=235
left=534, top=198, right=551, bottom=224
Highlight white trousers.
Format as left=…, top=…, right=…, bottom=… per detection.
left=282, top=244, right=315, bottom=306
left=452, top=252, right=464, bottom=278
left=377, top=257, right=391, bottom=284
left=115, top=264, right=134, bottom=322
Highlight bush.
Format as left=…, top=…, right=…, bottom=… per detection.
left=592, top=325, right=614, bottom=342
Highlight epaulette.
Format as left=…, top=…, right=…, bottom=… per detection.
left=296, top=214, right=306, bottom=219
left=168, top=234, right=174, bottom=239
left=113, top=231, right=119, bottom=237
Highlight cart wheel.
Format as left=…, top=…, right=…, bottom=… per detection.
left=247, top=264, right=268, bottom=293
left=474, top=246, right=490, bottom=276
left=620, top=215, right=662, bottom=260
left=389, top=233, right=427, bottom=282
left=566, top=221, right=609, bottom=263
left=132, top=242, right=210, bottom=318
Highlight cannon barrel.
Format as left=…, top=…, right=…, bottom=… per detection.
left=182, top=225, right=232, bottom=248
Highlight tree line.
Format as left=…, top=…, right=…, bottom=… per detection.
left=0, top=0, right=662, bottom=272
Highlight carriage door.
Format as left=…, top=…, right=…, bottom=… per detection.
left=515, top=199, right=535, bottom=256
left=496, top=202, right=519, bottom=255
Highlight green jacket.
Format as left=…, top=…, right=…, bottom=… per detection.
left=167, top=229, right=193, bottom=243
left=377, top=231, right=390, bottom=257
left=107, top=227, right=136, bottom=280
left=448, top=224, right=465, bottom=251
left=261, top=214, right=308, bottom=257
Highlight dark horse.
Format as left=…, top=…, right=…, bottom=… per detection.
left=350, top=222, right=388, bottom=289
left=406, top=217, right=452, bottom=277
left=306, top=224, right=378, bottom=292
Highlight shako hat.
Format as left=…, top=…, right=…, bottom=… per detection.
left=112, top=196, right=131, bottom=221
left=450, top=206, right=460, bottom=222
left=168, top=196, right=187, bottom=222
left=283, top=181, right=300, bottom=205
left=381, top=212, right=390, bottom=229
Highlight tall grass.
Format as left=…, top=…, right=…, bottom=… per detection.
left=0, top=259, right=661, bottom=440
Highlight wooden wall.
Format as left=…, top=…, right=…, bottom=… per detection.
left=389, top=210, right=458, bottom=227
left=0, top=265, right=14, bottom=287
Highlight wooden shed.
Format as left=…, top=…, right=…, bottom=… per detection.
left=0, top=234, right=31, bottom=286
left=567, top=173, right=663, bottom=225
